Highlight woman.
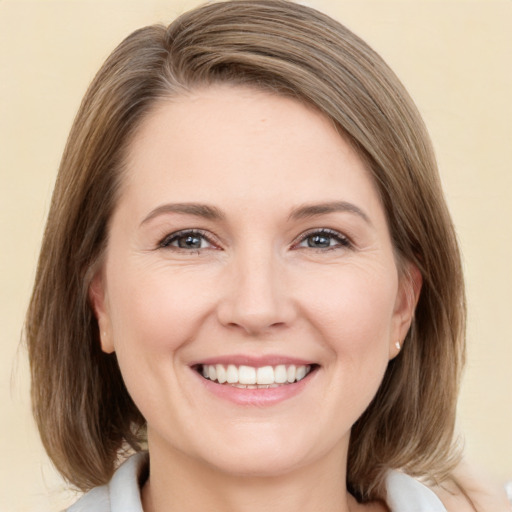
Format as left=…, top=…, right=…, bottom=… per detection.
left=25, top=1, right=509, bottom=511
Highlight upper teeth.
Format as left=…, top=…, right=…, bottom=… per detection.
left=200, top=364, right=311, bottom=386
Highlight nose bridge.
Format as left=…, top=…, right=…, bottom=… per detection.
left=217, top=239, right=292, bottom=334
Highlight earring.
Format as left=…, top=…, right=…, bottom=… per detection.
left=395, top=341, right=401, bottom=351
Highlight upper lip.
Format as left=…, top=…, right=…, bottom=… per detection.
left=190, top=355, right=316, bottom=367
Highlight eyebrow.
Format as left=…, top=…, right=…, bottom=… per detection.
left=140, top=203, right=225, bottom=226
left=288, top=201, right=372, bottom=225
left=140, top=200, right=371, bottom=226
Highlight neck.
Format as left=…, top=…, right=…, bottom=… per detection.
left=142, top=435, right=361, bottom=512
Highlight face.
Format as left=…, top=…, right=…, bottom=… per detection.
left=91, top=85, right=418, bottom=478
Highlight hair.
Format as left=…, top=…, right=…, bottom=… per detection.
left=26, top=0, right=465, bottom=503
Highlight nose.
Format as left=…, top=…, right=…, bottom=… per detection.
left=216, top=245, right=296, bottom=336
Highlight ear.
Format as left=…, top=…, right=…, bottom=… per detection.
left=389, top=262, right=422, bottom=359
left=89, top=270, right=115, bottom=354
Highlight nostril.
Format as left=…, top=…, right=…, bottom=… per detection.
left=225, top=320, right=287, bottom=336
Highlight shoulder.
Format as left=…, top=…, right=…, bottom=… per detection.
left=66, top=452, right=149, bottom=512
left=429, top=462, right=512, bottom=512
left=384, top=470, right=489, bottom=511
left=385, top=470, right=447, bottom=511
left=66, top=484, right=110, bottom=512
left=430, top=484, right=476, bottom=512
left=387, top=462, right=511, bottom=512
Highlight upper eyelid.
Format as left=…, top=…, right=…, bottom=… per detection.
left=299, top=227, right=345, bottom=236
left=295, top=228, right=350, bottom=243
left=159, top=229, right=218, bottom=248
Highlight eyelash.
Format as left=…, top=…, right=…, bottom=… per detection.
left=294, top=228, right=352, bottom=251
left=159, top=229, right=217, bottom=252
left=158, top=228, right=352, bottom=253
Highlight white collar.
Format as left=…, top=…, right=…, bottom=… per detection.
left=385, top=469, right=446, bottom=511
left=68, top=452, right=446, bottom=512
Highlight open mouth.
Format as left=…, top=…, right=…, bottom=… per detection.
left=195, top=363, right=317, bottom=389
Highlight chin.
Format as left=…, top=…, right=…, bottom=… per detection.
left=193, top=425, right=340, bottom=479
left=206, top=449, right=310, bottom=479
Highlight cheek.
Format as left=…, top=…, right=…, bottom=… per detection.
left=103, top=263, right=217, bottom=421
left=106, top=263, right=215, bottom=356
left=297, top=262, right=398, bottom=355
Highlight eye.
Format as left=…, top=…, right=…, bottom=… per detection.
left=296, top=229, right=351, bottom=250
left=159, top=230, right=215, bottom=251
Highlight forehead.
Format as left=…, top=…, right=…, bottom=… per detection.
left=120, top=84, right=383, bottom=221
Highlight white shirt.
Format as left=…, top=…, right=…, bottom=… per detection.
left=67, top=452, right=446, bottom=512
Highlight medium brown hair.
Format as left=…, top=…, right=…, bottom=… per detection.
left=26, top=0, right=465, bottom=502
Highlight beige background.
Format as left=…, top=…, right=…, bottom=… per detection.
left=1, top=1, right=511, bottom=510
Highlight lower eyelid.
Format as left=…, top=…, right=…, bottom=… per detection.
left=296, top=230, right=352, bottom=249
left=159, top=230, right=214, bottom=249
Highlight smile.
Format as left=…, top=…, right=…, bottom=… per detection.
left=198, top=364, right=314, bottom=388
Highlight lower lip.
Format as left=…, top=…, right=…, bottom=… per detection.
left=193, top=369, right=316, bottom=406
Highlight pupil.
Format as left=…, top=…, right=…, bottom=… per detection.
left=179, top=235, right=201, bottom=249
left=308, top=234, right=330, bottom=248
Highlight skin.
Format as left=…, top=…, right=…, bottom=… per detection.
left=90, top=85, right=423, bottom=512
left=433, top=461, right=511, bottom=512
